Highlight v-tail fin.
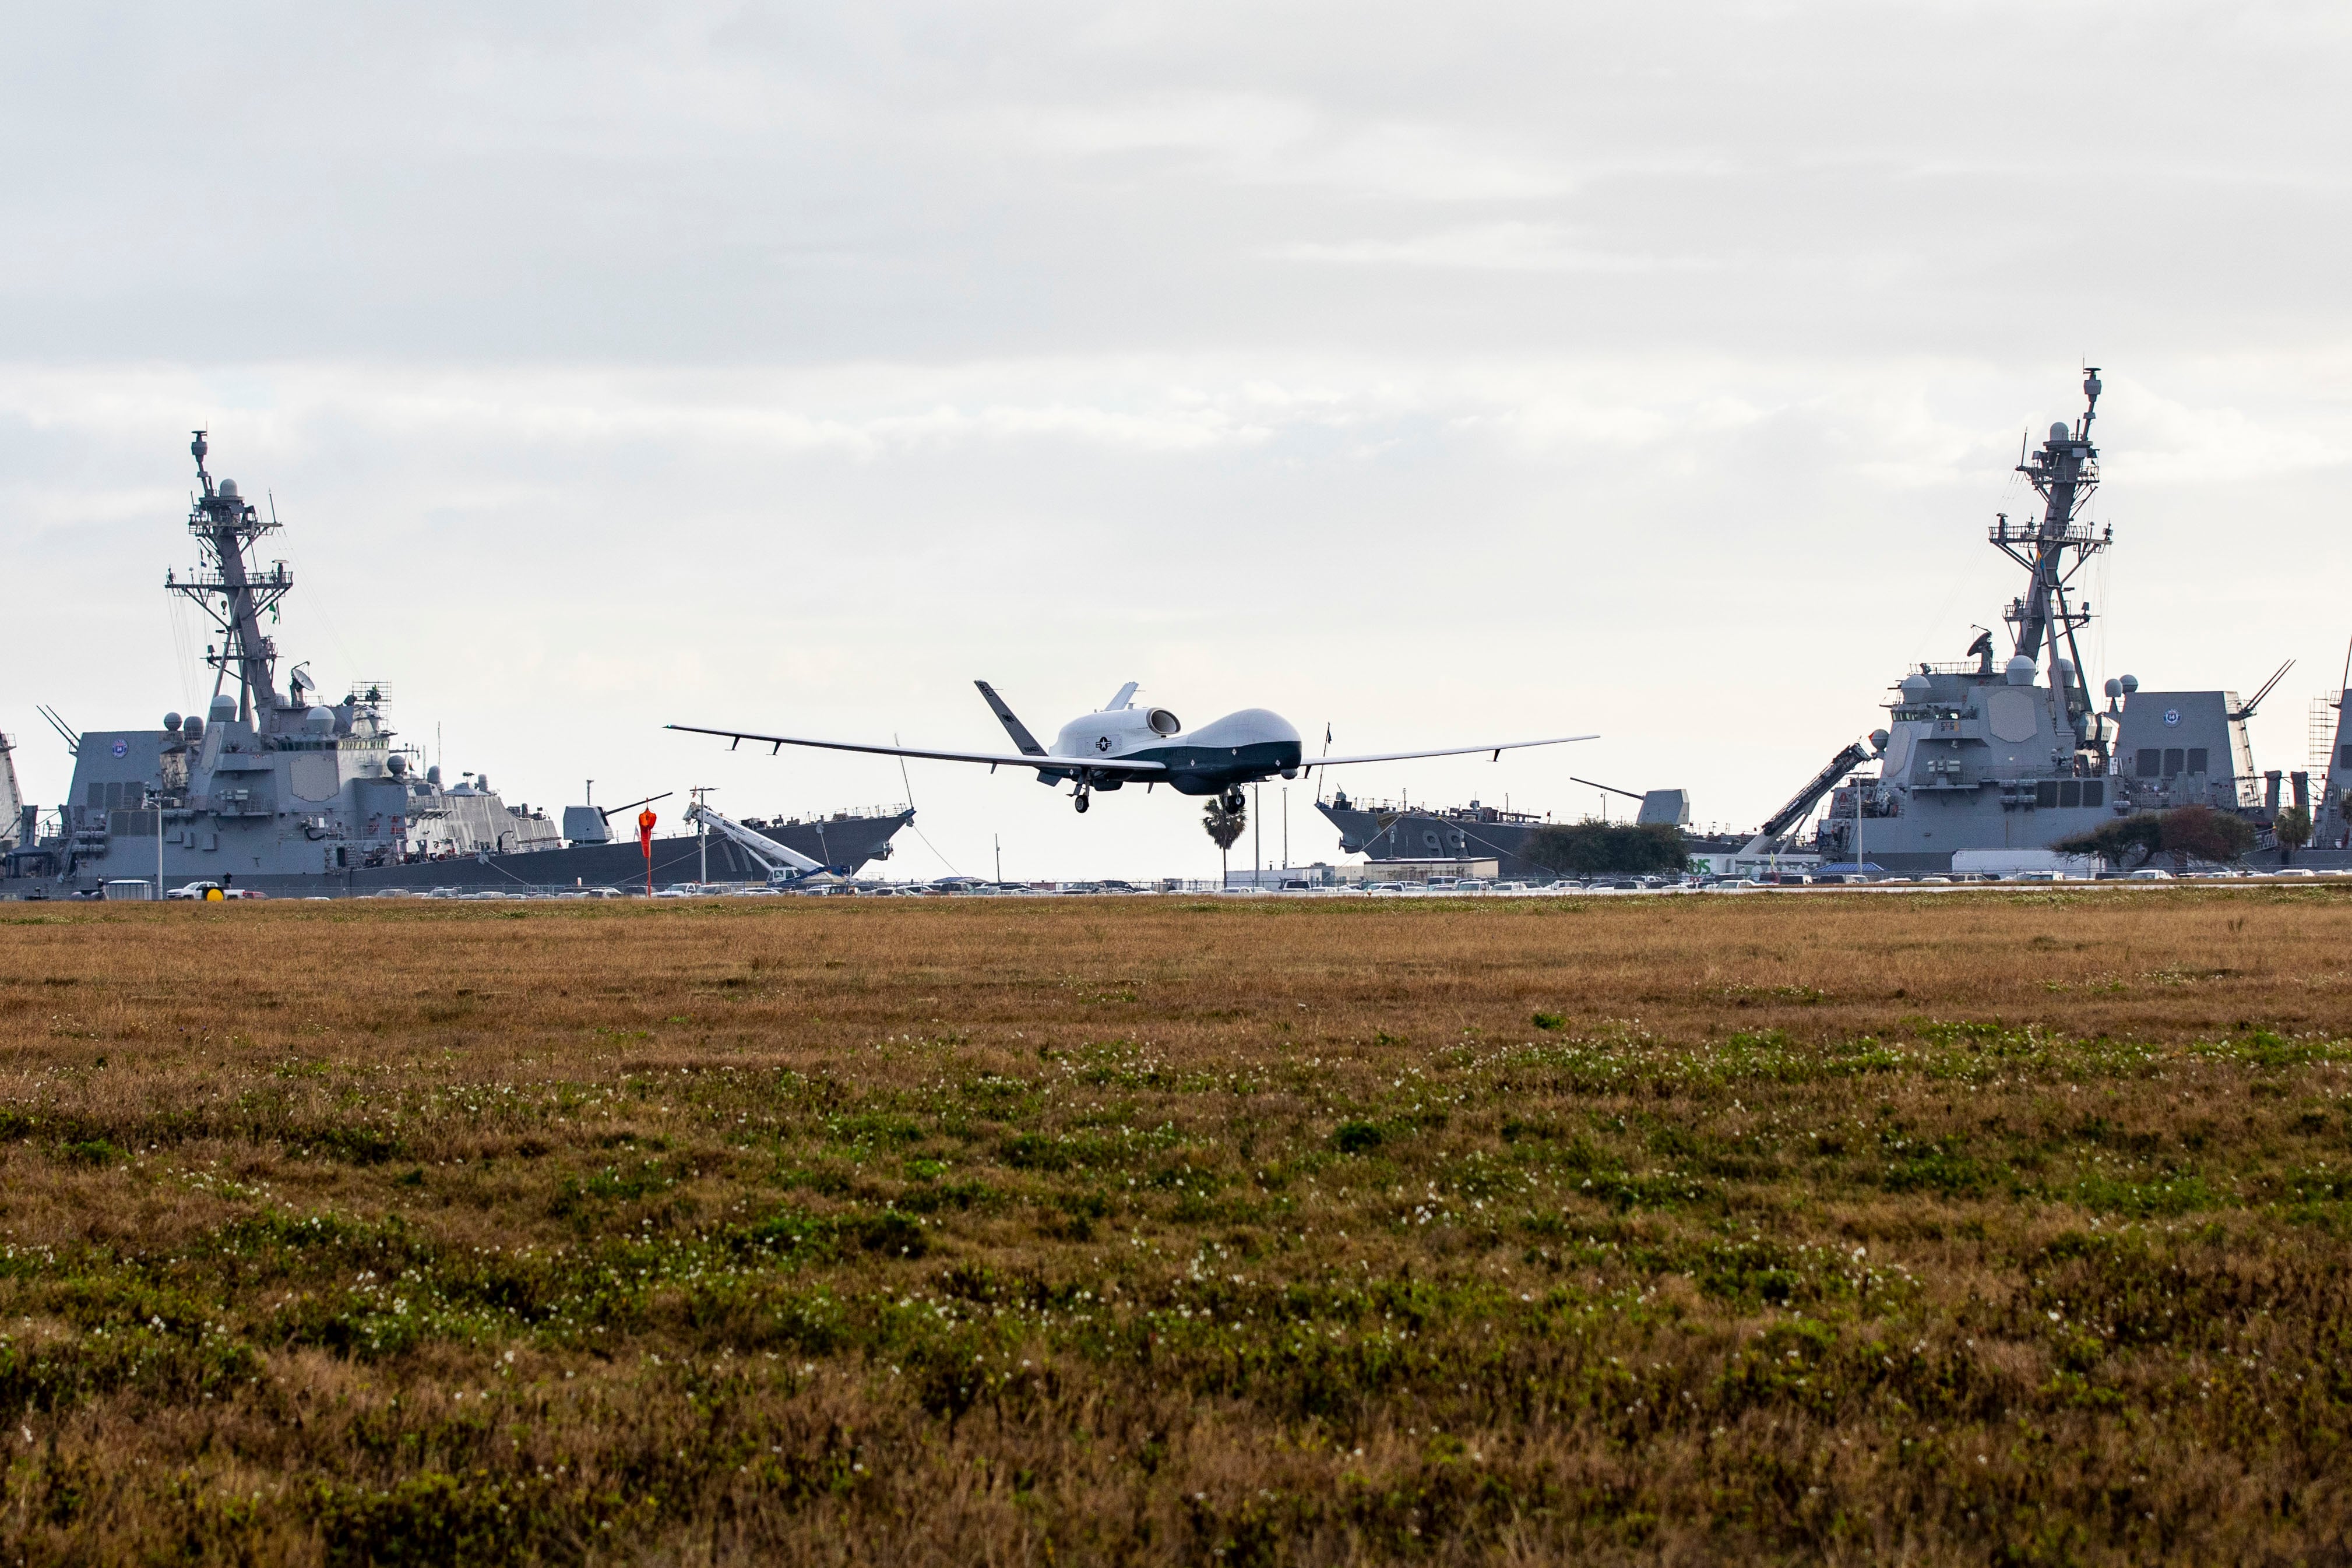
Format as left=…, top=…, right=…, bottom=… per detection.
left=973, top=681, right=1047, bottom=756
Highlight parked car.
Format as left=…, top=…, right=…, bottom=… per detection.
left=166, top=880, right=225, bottom=900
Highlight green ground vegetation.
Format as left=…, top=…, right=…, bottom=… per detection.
left=0, top=889, right=2349, bottom=1562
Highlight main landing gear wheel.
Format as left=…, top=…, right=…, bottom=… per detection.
left=1220, top=789, right=1246, bottom=813
left=1074, top=790, right=1091, bottom=814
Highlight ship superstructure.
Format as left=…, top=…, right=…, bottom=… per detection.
left=0, top=734, right=23, bottom=852
left=58, top=433, right=430, bottom=883
left=1799, top=370, right=2278, bottom=872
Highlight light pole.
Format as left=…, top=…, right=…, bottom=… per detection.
left=149, top=785, right=164, bottom=900
left=1252, top=783, right=1262, bottom=887
left=689, top=785, right=715, bottom=885
left=1853, top=774, right=1864, bottom=880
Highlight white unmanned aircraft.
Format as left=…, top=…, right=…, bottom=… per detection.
left=671, top=682, right=1593, bottom=815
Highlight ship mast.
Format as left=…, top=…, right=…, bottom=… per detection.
left=1989, top=371, right=2112, bottom=769
left=167, top=431, right=294, bottom=730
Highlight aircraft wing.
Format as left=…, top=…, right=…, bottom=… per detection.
left=666, top=724, right=1168, bottom=774
left=1312, top=734, right=1597, bottom=767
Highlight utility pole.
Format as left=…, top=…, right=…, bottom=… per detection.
left=1282, top=786, right=1289, bottom=869
left=994, top=834, right=1002, bottom=883
left=1253, top=783, right=1262, bottom=887
left=149, top=784, right=164, bottom=899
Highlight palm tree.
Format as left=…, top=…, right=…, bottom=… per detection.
left=2276, top=804, right=2312, bottom=865
left=1203, top=799, right=1247, bottom=886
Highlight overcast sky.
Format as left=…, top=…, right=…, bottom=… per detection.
left=7, top=2, right=2350, bottom=880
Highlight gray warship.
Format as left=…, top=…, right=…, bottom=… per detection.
left=1791, top=369, right=2293, bottom=873
left=1, top=434, right=910, bottom=897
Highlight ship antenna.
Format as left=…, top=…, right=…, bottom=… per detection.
left=190, top=429, right=213, bottom=497
left=2232, top=658, right=2294, bottom=723
left=2080, top=366, right=2102, bottom=439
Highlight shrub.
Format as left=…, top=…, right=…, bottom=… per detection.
left=2054, top=813, right=2164, bottom=868
left=2057, top=805, right=2255, bottom=870
left=1525, top=820, right=1687, bottom=876
left=2159, top=804, right=2257, bottom=868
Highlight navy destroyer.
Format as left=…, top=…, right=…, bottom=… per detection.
left=2, top=434, right=910, bottom=897
left=1787, top=369, right=2290, bottom=873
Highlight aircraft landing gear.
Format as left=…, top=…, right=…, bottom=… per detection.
left=1074, top=785, right=1091, bottom=814
left=1219, top=788, right=1246, bottom=814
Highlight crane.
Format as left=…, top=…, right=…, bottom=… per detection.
left=684, top=801, right=846, bottom=887
left=1738, top=741, right=1872, bottom=862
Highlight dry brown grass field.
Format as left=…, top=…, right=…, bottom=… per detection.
left=3, top=886, right=2352, bottom=1565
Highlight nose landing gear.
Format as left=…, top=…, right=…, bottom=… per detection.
left=1219, top=788, right=1246, bottom=814
left=1074, top=789, right=1090, bottom=814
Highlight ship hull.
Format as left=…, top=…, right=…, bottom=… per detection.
left=8, top=812, right=911, bottom=898
left=1316, top=802, right=1558, bottom=879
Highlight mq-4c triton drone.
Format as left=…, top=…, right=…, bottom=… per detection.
left=672, top=682, right=1592, bottom=815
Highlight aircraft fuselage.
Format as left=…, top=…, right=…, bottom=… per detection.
left=1044, top=707, right=1302, bottom=795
